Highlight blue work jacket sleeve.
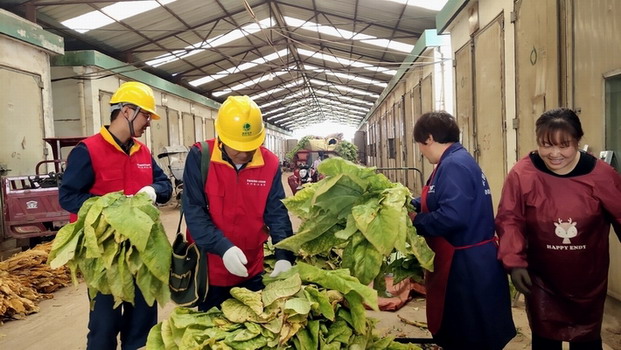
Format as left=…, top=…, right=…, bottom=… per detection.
left=150, top=157, right=172, bottom=204
left=264, top=167, right=295, bottom=263
left=182, top=146, right=233, bottom=256
left=59, top=144, right=95, bottom=214
left=413, top=161, right=471, bottom=236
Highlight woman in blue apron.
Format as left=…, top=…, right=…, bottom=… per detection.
left=410, top=111, right=516, bottom=349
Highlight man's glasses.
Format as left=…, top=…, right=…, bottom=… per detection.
left=127, top=106, right=152, bottom=121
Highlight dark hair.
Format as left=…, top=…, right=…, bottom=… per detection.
left=535, top=108, right=583, bottom=146
left=413, top=111, right=460, bottom=144
left=110, top=109, right=121, bottom=122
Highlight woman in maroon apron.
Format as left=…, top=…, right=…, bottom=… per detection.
left=411, top=112, right=516, bottom=349
left=496, top=108, right=621, bottom=349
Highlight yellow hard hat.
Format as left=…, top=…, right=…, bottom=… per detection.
left=110, top=81, right=160, bottom=120
left=215, top=96, right=265, bottom=151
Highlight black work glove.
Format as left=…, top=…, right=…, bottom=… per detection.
left=510, top=268, right=532, bottom=295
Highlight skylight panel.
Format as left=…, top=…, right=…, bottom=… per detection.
left=385, top=0, right=449, bottom=11
left=263, top=105, right=288, bottom=116
left=147, top=18, right=274, bottom=68
left=298, top=49, right=396, bottom=76
left=251, top=79, right=304, bottom=99
left=315, top=97, right=369, bottom=112
left=189, top=49, right=288, bottom=87
left=309, top=79, right=379, bottom=98
left=304, top=64, right=388, bottom=88
left=314, top=90, right=374, bottom=107
left=212, top=70, right=287, bottom=97
left=61, top=0, right=176, bottom=33
left=360, top=39, right=414, bottom=53
left=285, top=16, right=411, bottom=53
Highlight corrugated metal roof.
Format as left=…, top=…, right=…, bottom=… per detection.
left=1, top=0, right=441, bottom=131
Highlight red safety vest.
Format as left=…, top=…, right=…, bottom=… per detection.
left=69, top=128, right=153, bottom=222
left=201, top=139, right=279, bottom=286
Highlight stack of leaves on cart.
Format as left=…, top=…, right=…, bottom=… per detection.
left=47, top=192, right=171, bottom=307
left=277, top=157, right=434, bottom=290
left=146, top=263, right=421, bottom=350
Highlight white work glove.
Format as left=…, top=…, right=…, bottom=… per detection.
left=222, top=246, right=248, bottom=277
left=270, top=260, right=292, bottom=277
left=137, top=186, right=156, bottom=203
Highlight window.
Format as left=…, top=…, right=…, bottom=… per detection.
left=388, top=138, right=396, bottom=159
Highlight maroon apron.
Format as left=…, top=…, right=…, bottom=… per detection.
left=422, top=165, right=496, bottom=334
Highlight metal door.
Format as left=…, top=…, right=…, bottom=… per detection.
left=99, top=91, right=112, bottom=127
left=168, top=108, right=181, bottom=146
left=205, top=118, right=215, bottom=140
left=151, top=105, right=169, bottom=167
left=194, top=116, right=204, bottom=143
left=386, top=107, right=396, bottom=181
left=395, top=100, right=405, bottom=184
left=411, top=84, right=425, bottom=189
left=182, top=112, right=195, bottom=147
left=474, top=15, right=507, bottom=211
left=454, top=41, right=475, bottom=155
left=0, top=68, right=45, bottom=175
left=514, top=0, right=559, bottom=157
left=420, top=74, right=434, bottom=183
left=403, top=92, right=417, bottom=192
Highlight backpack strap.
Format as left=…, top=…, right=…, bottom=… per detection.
left=199, top=141, right=210, bottom=187
left=176, top=141, right=211, bottom=234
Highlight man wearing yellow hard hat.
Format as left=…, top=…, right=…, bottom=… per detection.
left=182, top=95, right=294, bottom=311
left=59, top=81, right=172, bottom=349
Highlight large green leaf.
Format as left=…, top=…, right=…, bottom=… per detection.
left=262, top=274, right=301, bottom=307
left=303, top=286, right=335, bottom=321
left=230, top=287, right=263, bottom=316
left=295, top=320, right=320, bottom=350
left=275, top=211, right=339, bottom=253
left=140, top=222, right=172, bottom=283
left=103, top=204, right=153, bottom=252
left=276, top=262, right=378, bottom=311
left=325, top=319, right=352, bottom=344
left=342, top=232, right=383, bottom=286
left=344, top=292, right=366, bottom=335
left=312, top=174, right=363, bottom=219
left=282, top=183, right=317, bottom=219
left=48, top=227, right=82, bottom=269
left=352, top=194, right=400, bottom=256
left=146, top=322, right=165, bottom=350
left=408, top=231, right=435, bottom=272
left=299, top=228, right=347, bottom=256
left=334, top=214, right=358, bottom=240
left=284, top=297, right=311, bottom=316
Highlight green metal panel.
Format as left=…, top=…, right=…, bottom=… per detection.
left=436, top=0, right=470, bottom=34
left=0, top=9, right=63, bottom=54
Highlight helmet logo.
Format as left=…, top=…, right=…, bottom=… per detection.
left=242, top=122, right=252, bottom=136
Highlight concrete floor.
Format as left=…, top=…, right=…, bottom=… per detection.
left=0, top=172, right=620, bottom=349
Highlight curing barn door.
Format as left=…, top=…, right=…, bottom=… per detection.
left=454, top=41, right=475, bottom=155
left=514, top=0, right=559, bottom=157
left=0, top=69, right=44, bottom=175
left=403, top=92, right=417, bottom=192
left=420, top=74, right=434, bottom=185
left=151, top=105, right=169, bottom=166
left=473, top=15, right=507, bottom=211
left=205, top=117, right=215, bottom=140
left=411, top=83, right=424, bottom=193
left=168, top=108, right=181, bottom=146
left=182, top=112, right=195, bottom=147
